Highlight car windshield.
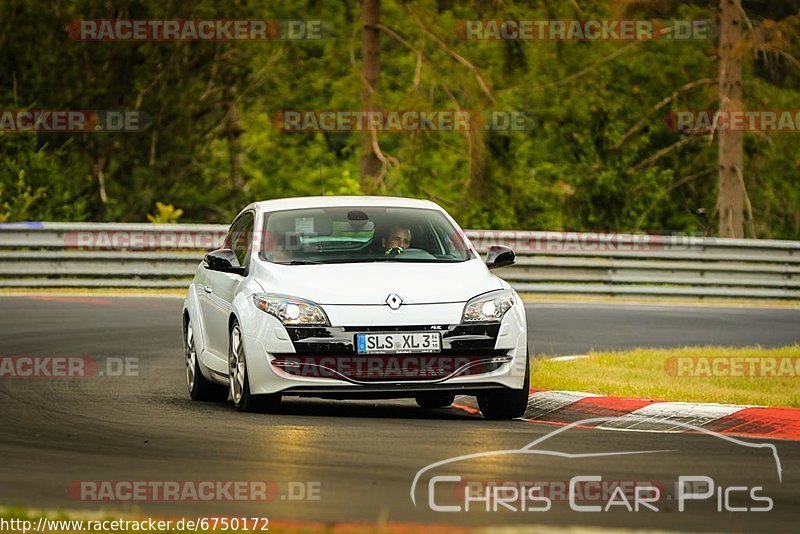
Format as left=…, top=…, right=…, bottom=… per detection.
left=258, top=206, right=473, bottom=264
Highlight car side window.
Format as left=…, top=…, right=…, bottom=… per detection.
left=227, top=212, right=255, bottom=267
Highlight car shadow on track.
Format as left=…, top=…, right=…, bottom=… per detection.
left=168, top=396, right=483, bottom=421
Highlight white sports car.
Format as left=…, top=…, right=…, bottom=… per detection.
left=182, top=196, right=529, bottom=419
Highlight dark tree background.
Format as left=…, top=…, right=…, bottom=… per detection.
left=1, top=0, right=798, bottom=238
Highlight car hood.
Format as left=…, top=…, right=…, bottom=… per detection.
left=251, top=258, right=504, bottom=305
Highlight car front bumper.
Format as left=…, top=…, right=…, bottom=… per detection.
left=240, top=297, right=528, bottom=396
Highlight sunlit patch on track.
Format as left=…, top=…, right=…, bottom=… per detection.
left=29, top=295, right=114, bottom=305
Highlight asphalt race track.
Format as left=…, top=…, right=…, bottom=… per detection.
left=527, top=301, right=800, bottom=355
left=1, top=296, right=799, bottom=532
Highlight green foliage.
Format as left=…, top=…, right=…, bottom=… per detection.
left=0, top=134, right=90, bottom=221
left=0, top=0, right=797, bottom=238
left=147, top=201, right=184, bottom=223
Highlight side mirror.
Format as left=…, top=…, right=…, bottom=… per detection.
left=485, top=244, right=516, bottom=270
left=204, top=248, right=246, bottom=276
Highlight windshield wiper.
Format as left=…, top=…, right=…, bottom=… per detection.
left=274, top=259, right=325, bottom=265
left=314, top=257, right=393, bottom=263
left=314, top=257, right=448, bottom=264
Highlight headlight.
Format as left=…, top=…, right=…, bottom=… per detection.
left=462, top=289, right=515, bottom=323
left=252, top=294, right=330, bottom=326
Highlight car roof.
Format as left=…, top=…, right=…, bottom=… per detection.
left=249, top=195, right=443, bottom=213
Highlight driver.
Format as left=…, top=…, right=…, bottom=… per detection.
left=381, top=225, right=411, bottom=256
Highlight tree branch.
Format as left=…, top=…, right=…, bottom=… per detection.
left=529, top=41, right=640, bottom=92
left=667, top=167, right=715, bottom=193
left=376, top=23, right=424, bottom=92
left=615, top=78, right=716, bottom=148
left=633, top=167, right=715, bottom=230
left=630, top=135, right=701, bottom=172
left=410, top=14, right=495, bottom=103
left=369, top=128, right=399, bottom=190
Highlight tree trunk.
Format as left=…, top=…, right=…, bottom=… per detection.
left=717, top=0, right=745, bottom=238
left=467, top=128, right=487, bottom=199
left=93, top=154, right=108, bottom=206
left=225, top=84, right=246, bottom=192
left=360, top=0, right=382, bottom=192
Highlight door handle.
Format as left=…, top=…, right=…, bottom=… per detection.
left=203, top=285, right=213, bottom=294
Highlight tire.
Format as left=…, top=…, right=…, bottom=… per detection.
left=185, top=317, right=228, bottom=402
left=477, top=350, right=530, bottom=420
left=229, top=319, right=281, bottom=413
left=415, top=392, right=456, bottom=409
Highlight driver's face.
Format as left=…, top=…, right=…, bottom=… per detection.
left=383, top=227, right=411, bottom=249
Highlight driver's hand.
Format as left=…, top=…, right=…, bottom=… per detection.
left=385, top=246, right=404, bottom=257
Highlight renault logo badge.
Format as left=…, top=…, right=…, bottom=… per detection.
left=385, top=293, right=403, bottom=310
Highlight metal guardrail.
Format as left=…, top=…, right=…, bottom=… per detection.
left=0, top=222, right=799, bottom=299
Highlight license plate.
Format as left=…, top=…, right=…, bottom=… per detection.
left=356, top=332, right=441, bottom=355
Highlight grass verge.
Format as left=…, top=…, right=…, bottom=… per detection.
left=533, top=345, right=800, bottom=407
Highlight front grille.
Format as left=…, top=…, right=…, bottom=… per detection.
left=277, top=323, right=506, bottom=382
left=285, top=323, right=501, bottom=354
